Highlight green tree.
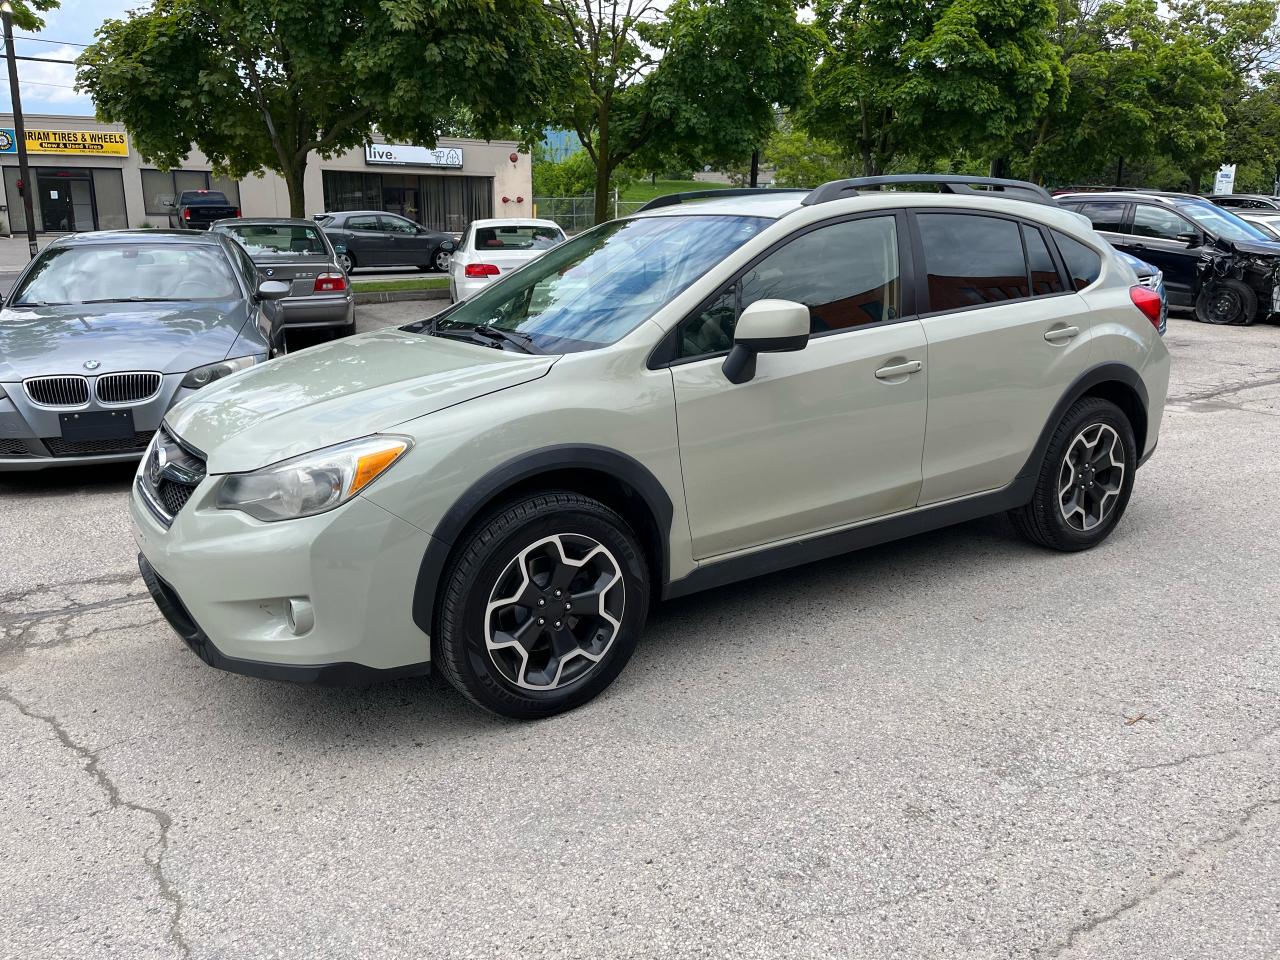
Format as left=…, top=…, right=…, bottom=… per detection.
left=761, top=125, right=852, bottom=186
left=803, top=0, right=1064, bottom=177
left=547, top=0, right=817, bottom=224
left=78, top=0, right=560, bottom=216
left=4, top=1, right=59, bottom=32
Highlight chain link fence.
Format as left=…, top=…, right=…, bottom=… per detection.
left=532, top=195, right=647, bottom=234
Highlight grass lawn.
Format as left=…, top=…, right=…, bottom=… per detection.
left=619, top=179, right=733, bottom=203
left=351, top=277, right=450, bottom=293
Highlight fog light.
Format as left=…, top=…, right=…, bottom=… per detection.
left=285, top=597, right=314, bottom=635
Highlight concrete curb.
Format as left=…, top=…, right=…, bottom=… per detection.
left=354, top=288, right=450, bottom=305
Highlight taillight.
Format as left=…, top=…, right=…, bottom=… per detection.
left=233, top=208, right=240, bottom=217
left=1130, top=284, right=1163, bottom=330
left=464, top=263, right=500, bottom=278
left=181, top=208, right=191, bottom=220
left=313, top=273, right=347, bottom=293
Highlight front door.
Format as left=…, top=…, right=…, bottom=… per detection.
left=380, top=213, right=428, bottom=266
left=38, top=174, right=93, bottom=232
left=670, top=214, right=929, bottom=559
left=912, top=213, right=1095, bottom=503
left=1124, top=203, right=1204, bottom=306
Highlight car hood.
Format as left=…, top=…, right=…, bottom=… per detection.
left=1223, top=237, right=1280, bottom=257
left=0, top=300, right=250, bottom=381
left=166, top=327, right=557, bottom=474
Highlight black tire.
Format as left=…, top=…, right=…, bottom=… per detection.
left=430, top=246, right=451, bottom=273
left=1009, top=397, right=1137, bottom=552
left=1195, top=278, right=1256, bottom=325
left=436, top=491, right=649, bottom=719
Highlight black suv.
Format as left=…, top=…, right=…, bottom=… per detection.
left=1057, top=190, right=1280, bottom=325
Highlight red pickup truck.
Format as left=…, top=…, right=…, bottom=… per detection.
left=167, top=190, right=239, bottom=230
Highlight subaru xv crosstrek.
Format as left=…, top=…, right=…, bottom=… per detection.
left=133, top=176, right=1171, bottom=719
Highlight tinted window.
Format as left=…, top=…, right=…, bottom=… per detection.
left=1132, top=205, right=1194, bottom=241
left=425, top=214, right=770, bottom=354
left=679, top=216, right=901, bottom=358
left=1052, top=231, right=1102, bottom=291
left=918, top=214, right=1027, bottom=311
left=473, top=225, right=565, bottom=250
left=1074, top=201, right=1127, bottom=233
left=1024, top=226, right=1064, bottom=295
left=347, top=216, right=379, bottom=230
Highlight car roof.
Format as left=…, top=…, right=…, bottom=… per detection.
left=468, top=218, right=564, bottom=230
left=1214, top=193, right=1278, bottom=200
left=48, top=229, right=227, bottom=247
left=1056, top=190, right=1207, bottom=205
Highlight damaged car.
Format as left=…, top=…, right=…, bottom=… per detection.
left=1057, top=190, right=1280, bottom=325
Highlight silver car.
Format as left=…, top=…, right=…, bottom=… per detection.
left=0, top=230, right=286, bottom=471
left=210, top=218, right=355, bottom=335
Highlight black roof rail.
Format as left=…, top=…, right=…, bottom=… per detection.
left=803, top=175, right=1057, bottom=207
left=636, top=187, right=810, bottom=212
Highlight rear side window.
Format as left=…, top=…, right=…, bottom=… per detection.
left=917, top=213, right=1028, bottom=311
left=1073, top=201, right=1127, bottom=233
left=1052, top=231, right=1102, bottom=291
left=1025, top=227, right=1065, bottom=295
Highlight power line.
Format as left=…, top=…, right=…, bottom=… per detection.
left=0, top=77, right=79, bottom=90
left=9, top=53, right=77, bottom=64
left=13, top=33, right=88, bottom=48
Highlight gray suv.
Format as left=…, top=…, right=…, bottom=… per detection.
left=133, top=177, right=1171, bottom=718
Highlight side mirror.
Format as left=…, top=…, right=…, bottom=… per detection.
left=1175, top=231, right=1203, bottom=247
left=257, top=279, right=291, bottom=301
left=723, top=299, right=810, bottom=384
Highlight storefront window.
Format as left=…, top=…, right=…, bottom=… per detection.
left=92, top=169, right=128, bottom=230
left=321, top=170, right=493, bottom=231
left=141, top=169, right=240, bottom=216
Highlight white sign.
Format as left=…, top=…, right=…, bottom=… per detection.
left=365, top=143, right=464, bottom=168
left=1212, top=164, right=1237, bottom=195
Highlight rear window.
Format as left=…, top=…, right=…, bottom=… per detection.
left=11, top=243, right=240, bottom=305
left=222, top=223, right=328, bottom=257
left=473, top=224, right=564, bottom=251
left=180, top=191, right=230, bottom=207
left=1052, top=231, right=1102, bottom=291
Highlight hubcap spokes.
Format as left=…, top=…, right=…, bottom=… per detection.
left=1057, top=423, right=1125, bottom=531
left=485, top=534, right=624, bottom=690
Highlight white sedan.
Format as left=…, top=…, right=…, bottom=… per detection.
left=448, top=218, right=567, bottom=302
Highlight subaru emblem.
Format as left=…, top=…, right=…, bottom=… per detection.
left=83, top=360, right=101, bottom=370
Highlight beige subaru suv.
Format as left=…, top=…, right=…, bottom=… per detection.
left=132, top=176, right=1170, bottom=719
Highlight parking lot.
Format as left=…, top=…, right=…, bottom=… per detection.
left=1, top=307, right=1277, bottom=959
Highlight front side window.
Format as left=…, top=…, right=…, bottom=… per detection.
left=1175, top=201, right=1272, bottom=243
left=679, top=216, right=901, bottom=358
left=1132, top=205, right=1194, bottom=241
left=918, top=214, right=1028, bottom=311
left=381, top=215, right=419, bottom=234
left=11, top=243, right=240, bottom=306
left=1052, top=231, right=1102, bottom=291
left=417, top=214, right=770, bottom=353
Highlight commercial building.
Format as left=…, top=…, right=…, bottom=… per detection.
left=0, top=114, right=532, bottom=235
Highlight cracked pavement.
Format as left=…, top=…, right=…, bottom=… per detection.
left=1, top=310, right=1278, bottom=959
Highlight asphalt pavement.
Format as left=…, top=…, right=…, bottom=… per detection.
left=1, top=309, right=1278, bottom=959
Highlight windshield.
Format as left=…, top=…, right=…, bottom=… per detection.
left=416, top=214, right=770, bottom=353
left=473, top=224, right=565, bottom=251
left=10, top=243, right=240, bottom=306
left=1176, top=202, right=1274, bottom=243
left=222, top=223, right=328, bottom=257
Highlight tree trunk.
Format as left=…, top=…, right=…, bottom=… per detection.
left=593, top=108, right=611, bottom=225
left=860, top=146, right=874, bottom=177
left=749, top=148, right=760, bottom=188
left=1115, top=156, right=1124, bottom=187
left=989, top=157, right=1008, bottom=178
left=283, top=157, right=307, bottom=217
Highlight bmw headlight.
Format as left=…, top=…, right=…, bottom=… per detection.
left=215, top=436, right=412, bottom=522
left=182, top=355, right=260, bottom=390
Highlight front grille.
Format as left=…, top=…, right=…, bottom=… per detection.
left=43, top=430, right=155, bottom=457
left=97, top=372, right=162, bottom=405
left=24, top=375, right=89, bottom=407
left=0, top=438, right=32, bottom=457
left=140, top=426, right=207, bottom=526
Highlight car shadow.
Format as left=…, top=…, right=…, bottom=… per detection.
left=0, top=460, right=137, bottom=497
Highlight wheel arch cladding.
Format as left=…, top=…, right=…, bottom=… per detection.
left=411, top=445, right=674, bottom=638
left=1018, top=362, right=1149, bottom=481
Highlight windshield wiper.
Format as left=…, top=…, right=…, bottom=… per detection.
left=473, top=324, right=544, bottom=354
left=78, top=297, right=176, bottom=304
left=425, top=318, right=543, bottom=354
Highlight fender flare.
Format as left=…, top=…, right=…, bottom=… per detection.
left=411, top=444, right=675, bottom=637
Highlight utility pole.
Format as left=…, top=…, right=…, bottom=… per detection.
left=749, top=148, right=760, bottom=188
left=1, top=2, right=38, bottom=259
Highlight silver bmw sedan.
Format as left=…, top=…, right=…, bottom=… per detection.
left=0, top=230, right=285, bottom=471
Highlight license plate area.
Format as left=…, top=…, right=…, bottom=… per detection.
left=59, top=410, right=135, bottom=442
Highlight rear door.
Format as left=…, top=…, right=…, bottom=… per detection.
left=913, top=211, right=1095, bottom=504
left=1064, top=198, right=1132, bottom=250
left=670, top=213, right=929, bottom=559
left=1126, top=203, right=1204, bottom=305
left=345, top=214, right=388, bottom=265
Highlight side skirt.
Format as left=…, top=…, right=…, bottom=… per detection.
left=663, top=477, right=1035, bottom=601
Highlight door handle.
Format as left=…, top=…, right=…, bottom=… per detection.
left=874, top=360, right=923, bottom=380
left=1044, top=325, right=1080, bottom=344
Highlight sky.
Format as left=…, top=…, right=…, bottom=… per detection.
left=0, top=0, right=136, bottom=117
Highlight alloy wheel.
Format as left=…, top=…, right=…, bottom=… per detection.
left=485, top=533, right=625, bottom=690
left=1057, top=423, right=1126, bottom=531
left=336, top=252, right=353, bottom=274
left=434, top=248, right=452, bottom=272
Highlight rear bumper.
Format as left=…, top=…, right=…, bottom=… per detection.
left=138, top=554, right=429, bottom=685
left=279, top=294, right=354, bottom=328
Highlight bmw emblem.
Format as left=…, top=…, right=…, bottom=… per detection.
left=264, top=268, right=274, bottom=277
left=83, top=360, right=101, bottom=370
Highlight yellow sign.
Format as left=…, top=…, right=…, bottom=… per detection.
left=25, top=129, right=129, bottom=157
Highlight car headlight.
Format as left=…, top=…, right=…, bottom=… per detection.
left=181, top=355, right=260, bottom=390
left=215, top=435, right=412, bottom=522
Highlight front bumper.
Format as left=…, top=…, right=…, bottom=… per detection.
left=131, top=478, right=436, bottom=680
